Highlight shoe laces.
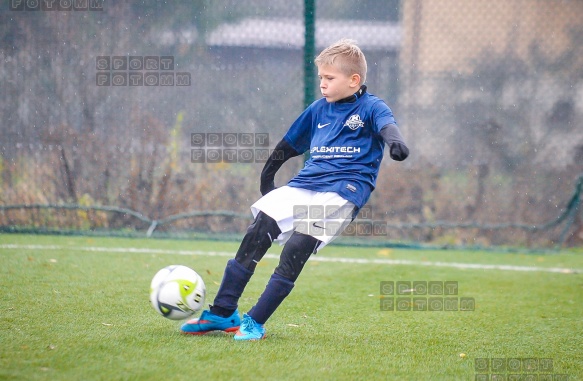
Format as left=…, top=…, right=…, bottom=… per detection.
left=241, top=315, right=256, bottom=332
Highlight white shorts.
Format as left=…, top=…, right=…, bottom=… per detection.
left=251, top=186, right=356, bottom=251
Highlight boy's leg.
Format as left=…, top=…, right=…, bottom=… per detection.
left=210, top=211, right=281, bottom=317
left=246, top=231, right=320, bottom=325
left=181, top=211, right=281, bottom=335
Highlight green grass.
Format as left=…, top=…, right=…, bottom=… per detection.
left=1, top=234, right=582, bottom=380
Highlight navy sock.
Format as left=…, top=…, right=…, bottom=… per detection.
left=210, top=258, right=253, bottom=317
left=248, top=273, right=294, bottom=324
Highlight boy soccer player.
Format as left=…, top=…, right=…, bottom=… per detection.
left=181, top=39, right=409, bottom=340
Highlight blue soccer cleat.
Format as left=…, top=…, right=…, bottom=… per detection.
left=180, top=309, right=240, bottom=335
left=234, top=314, right=266, bottom=341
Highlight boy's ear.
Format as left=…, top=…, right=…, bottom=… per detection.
left=350, top=73, right=361, bottom=88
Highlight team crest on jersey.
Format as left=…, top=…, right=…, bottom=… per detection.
left=343, top=114, right=364, bottom=130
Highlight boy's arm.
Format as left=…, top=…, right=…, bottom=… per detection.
left=260, top=139, right=302, bottom=195
left=380, top=123, right=409, bottom=161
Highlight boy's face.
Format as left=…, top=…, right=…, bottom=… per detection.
left=317, top=64, right=361, bottom=103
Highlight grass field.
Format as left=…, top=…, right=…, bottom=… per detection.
left=1, top=234, right=582, bottom=380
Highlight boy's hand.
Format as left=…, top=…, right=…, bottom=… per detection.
left=389, top=142, right=409, bottom=161
left=380, top=124, right=409, bottom=161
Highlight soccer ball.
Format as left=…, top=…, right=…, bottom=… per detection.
left=149, top=265, right=206, bottom=320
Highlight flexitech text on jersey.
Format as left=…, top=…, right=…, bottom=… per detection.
left=283, top=92, right=396, bottom=208
left=310, top=146, right=361, bottom=154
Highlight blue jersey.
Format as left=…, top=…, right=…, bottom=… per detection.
left=284, top=92, right=396, bottom=208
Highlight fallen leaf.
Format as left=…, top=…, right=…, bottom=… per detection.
left=47, top=344, right=56, bottom=350
left=49, top=259, right=57, bottom=263
left=287, top=324, right=300, bottom=327
left=101, top=323, right=113, bottom=326
left=377, top=249, right=392, bottom=257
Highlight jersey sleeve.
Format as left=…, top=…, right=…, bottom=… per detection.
left=283, top=105, right=313, bottom=154
left=371, top=100, right=397, bottom=134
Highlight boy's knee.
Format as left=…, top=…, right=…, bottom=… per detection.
left=244, top=212, right=281, bottom=248
left=235, top=212, right=281, bottom=270
left=274, top=232, right=321, bottom=282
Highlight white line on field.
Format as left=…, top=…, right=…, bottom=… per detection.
left=0, top=244, right=580, bottom=274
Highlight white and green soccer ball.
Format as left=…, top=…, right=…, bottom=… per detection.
left=149, top=265, right=206, bottom=320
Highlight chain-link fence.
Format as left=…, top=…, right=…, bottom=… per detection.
left=0, top=1, right=582, bottom=248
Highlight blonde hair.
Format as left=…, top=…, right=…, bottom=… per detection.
left=314, top=39, right=367, bottom=85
